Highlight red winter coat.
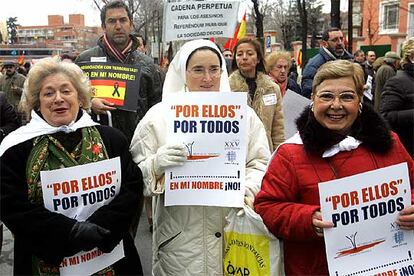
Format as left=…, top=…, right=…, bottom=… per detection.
left=255, top=106, right=414, bottom=276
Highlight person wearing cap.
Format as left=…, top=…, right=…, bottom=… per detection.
left=374, top=51, right=401, bottom=111
left=381, top=37, right=414, bottom=157
left=0, top=61, right=26, bottom=111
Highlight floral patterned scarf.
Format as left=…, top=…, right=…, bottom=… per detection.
left=26, top=126, right=114, bottom=276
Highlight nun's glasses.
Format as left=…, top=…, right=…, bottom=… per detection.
left=187, top=66, right=222, bottom=79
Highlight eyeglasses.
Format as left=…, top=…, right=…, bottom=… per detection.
left=187, top=66, right=222, bottom=79
left=316, top=91, right=358, bottom=103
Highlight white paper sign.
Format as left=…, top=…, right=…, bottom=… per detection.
left=363, top=75, right=373, bottom=101
left=319, top=163, right=414, bottom=276
left=282, top=89, right=310, bottom=139
left=41, top=158, right=124, bottom=275
left=164, top=92, right=247, bottom=207
left=163, top=0, right=239, bottom=41
left=263, top=93, right=277, bottom=106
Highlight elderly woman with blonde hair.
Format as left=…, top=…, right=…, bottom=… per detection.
left=0, top=57, right=144, bottom=275
left=255, top=59, right=414, bottom=275
left=265, top=51, right=301, bottom=96
left=381, top=37, right=414, bottom=157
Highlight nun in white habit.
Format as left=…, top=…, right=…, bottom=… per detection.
left=130, top=39, right=270, bottom=276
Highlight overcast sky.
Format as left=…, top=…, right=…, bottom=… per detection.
left=1, top=0, right=348, bottom=27
left=1, top=0, right=101, bottom=26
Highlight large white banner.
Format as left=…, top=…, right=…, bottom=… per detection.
left=319, top=163, right=414, bottom=276
left=164, top=92, right=247, bottom=207
left=163, top=0, right=240, bottom=41
left=41, top=158, right=124, bottom=276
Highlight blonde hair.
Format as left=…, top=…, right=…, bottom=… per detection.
left=20, top=57, right=92, bottom=119
left=312, top=60, right=365, bottom=99
left=401, top=37, right=414, bottom=69
left=265, top=51, right=291, bottom=72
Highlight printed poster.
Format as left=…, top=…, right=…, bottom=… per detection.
left=164, top=92, right=247, bottom=207
left=41, top=158, right=124, bottom=275
left=319, top=163, right=414, bottom=276
left=163, top=0, right=239, bottom=41
left=79, top=62, right=141, bottom=112
left=363, top=75, right=373, bottom=101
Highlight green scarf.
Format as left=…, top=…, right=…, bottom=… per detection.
left=26, top=126, right=114, bottom=276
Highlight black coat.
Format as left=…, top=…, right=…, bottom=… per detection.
left=380, top=69, right=414, bottom=157
left=0, top=92, right=20, bottom=142
left=0, top=125, right=144, bottom=275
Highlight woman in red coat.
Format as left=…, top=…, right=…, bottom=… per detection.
left=254, top=60, right=414, bottom=275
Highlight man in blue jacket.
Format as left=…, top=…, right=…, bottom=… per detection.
left=301, top=28, right=353, bottom=98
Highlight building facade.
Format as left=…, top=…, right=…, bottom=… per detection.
left=357, top=0, right=414, bottom=52
left=16, top=14, right=101, bottom=53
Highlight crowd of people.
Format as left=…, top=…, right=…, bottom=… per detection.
left=0, top=1, right=413, bottom=275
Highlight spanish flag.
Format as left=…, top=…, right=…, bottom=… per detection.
left=297, top=50, right=302, bottom=68
left=17, top=55, right=25, bottom=65
left=90, top=79, right=126, bottom=106
left=224, top=11, right=247, bottom=51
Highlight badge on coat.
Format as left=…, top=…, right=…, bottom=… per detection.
left=263, top=94, right=277, bottom=106
left=91, top=57, right=107, bottom=62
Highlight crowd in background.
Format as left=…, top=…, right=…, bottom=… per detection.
left=0, top=1, right=413, bottom=275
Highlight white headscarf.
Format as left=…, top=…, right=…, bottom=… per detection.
left=162, top=39, right=231, bottom=98
left=0, top=110, right=98, bottom=157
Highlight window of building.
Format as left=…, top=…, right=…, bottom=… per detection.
left=409, top=4, right=414, bottom=38
left=380, top=1, right=399, bottom=33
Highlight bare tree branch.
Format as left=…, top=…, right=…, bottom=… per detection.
left=93, top=0, right=102, bottom=10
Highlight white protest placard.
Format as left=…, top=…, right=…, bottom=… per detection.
left=164, top=92, right=247, bottom=207
left=282, top=89, right=310, bottom=139
left=363, top=75, right=373, bottom=101
left=41, top=157, right=124, bottom=276
left=163, top=0, right=240, bottom=41
left=319, top=163, right=414, bottom=276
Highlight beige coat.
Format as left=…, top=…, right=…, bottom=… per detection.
left=229, top=70, right=285, bottom=152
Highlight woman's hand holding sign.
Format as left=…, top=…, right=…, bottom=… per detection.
left=153, top=144, right=187, bottom=177
left=312, top=211, right=334, bottom=237
left=68, top=221, right=112, bottom=253
left=91, top=98, right=116, bottom=114
left=397, top=205, right=414, bottom=230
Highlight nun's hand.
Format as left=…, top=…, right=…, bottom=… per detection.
left=153, top=144, right=187, bottom=177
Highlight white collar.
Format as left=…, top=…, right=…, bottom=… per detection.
left=0, top=110, right=98, bottom=156
left=278, top=132, right=362, bottom=158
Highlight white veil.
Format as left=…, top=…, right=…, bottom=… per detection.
left=162, top=39, right=231, bottom=98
